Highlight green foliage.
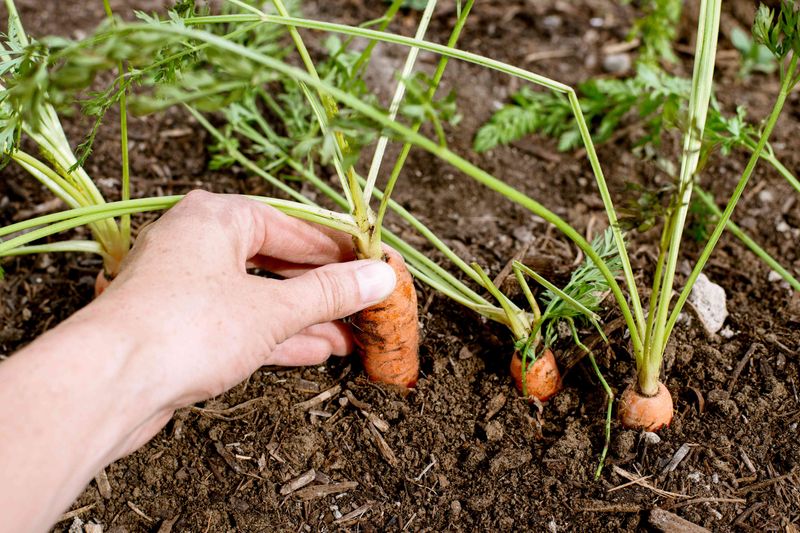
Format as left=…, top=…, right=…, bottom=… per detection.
left=540, top=228, right=622, bottom=347
left=475, top=2, right=798, bottom=164
left=0, top=16, right=174, bottom=152
left=752, top=1, right=800, bottom=61
left=207, top=37, right=382, bottom=172
left=623, top=0, right=682, bottom=64
left=474, top=63, right=688, bottom=153
left=731, top=26, right=777, bottom=78
left=400, top=72, right=460, bottom=145
left=0, top=0, right=304, bottom=165
left=473, top=87, right=571, bottom=152
left=617, top=181, right=673, bottom=233
left=686, top=195, right=716, bottom=242
left=703, top=104, right=761, bottom=155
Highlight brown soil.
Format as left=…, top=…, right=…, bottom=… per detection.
left=1, top=0, right=799, bottom=531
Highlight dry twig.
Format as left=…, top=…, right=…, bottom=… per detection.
left=293, top=481, right=358, bottom=501
left=56, top=504, right=95, bottom=523
left=612, top=466, right=689, bottom=499
left=294, top=384, right=342, bottom=411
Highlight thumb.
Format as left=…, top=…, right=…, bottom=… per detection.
left=270, top=259, right=397, bottom=333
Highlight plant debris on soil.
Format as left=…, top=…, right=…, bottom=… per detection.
left=1, top=0, right=799, bottom=531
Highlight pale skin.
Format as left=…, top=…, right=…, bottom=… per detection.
left=0, top=191, right=398, bottom=532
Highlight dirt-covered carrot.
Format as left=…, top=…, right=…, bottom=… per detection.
left=618, top=382, right=673, bottom=431
left=352, top=249, right=420, bottom=387
left=509, top=348, right=562, bottom=401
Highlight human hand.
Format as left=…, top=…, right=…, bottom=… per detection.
left=0, top=191, right=399, bottom=531
left=83, top=190, right=397, bottom=452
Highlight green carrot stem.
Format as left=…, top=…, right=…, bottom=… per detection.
left=694, top=186, right=800, bottom=291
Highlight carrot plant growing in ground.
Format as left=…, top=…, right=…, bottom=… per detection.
left=178, top=0, right=620, bottom=416
left=0, top=0, right=135, bottom=295
left=0, top=0, right=433, bottom=387
left=0, top=0, right=620, bottom=430
left=476, top=3, right=800, bottom=292
left=174, top=0, right=619, bottom=405
left=477, top=0, right=800, bottom=430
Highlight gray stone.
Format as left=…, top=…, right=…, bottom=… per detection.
left=602, top=53, right=632, bottom=74
left=688, top=273, right=728, bottom=335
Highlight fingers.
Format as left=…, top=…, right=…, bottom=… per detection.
left=246, top=256, right=320, bottom=279
left=269, top=322, right=354, bottom=366
left=243, top=200, right=356, bottom=266
left=157, top=191, right=356, bottom=268
left=254, top=259, right=397, bottom=337
left=247, top=244, right=408, bottom=279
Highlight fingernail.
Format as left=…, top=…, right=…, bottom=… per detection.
left=357, top=260, right=396, bottom=304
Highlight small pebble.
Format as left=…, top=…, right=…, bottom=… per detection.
left=543, top=15, right=562, bottom=29
left=450, top=500, right=462, bottom=515
left=602, top=53, right=632, bottom=74
left=485, top=420, right=505, bottom=442
left=758, top=190, right=775, bottom=203
left=68, top=518, right=84, bottom=533
left=768, top=270, right=783, bottom=282
left=641, top=432, right=661, bottom=445
left=687, top=471, right=702, bottom=482
left=776, top=220, right=791, bottom=233
left=589, top=17, right=604, bottom=28
left=719, top=326, right=735, bottom=339
left=512, top=226, right=534, bottom=244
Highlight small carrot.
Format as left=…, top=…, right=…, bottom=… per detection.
left=510, top=348, right=562, bottom=401
left=618, top=382, right=673, bottom=431
left=352, top=249, right=419, bottom=387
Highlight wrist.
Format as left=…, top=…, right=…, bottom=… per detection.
left=0, top=303, right=169, bottom=530
left=65, top=302, right=175, bottom=459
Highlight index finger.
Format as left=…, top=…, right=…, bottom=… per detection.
left=244, top=198, right=356, bottom=266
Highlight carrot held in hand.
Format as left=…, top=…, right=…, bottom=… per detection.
left=352, top=248, right=420, bottom=387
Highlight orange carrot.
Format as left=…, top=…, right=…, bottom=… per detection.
left=618, top=382, right=673, bottom=431
left=352, top=249, right=419, bottom=387
left=510, top=348, right=562, bottom=401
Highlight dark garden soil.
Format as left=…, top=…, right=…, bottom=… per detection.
left=1, top=0, right=799, bottom=531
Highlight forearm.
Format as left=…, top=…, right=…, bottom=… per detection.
left=0, top=306, right=164, bottom=532
left=0, top=192, right=391, bottom=532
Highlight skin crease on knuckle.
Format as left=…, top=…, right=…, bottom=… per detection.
left=309, top=267, right=349, bottom=319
